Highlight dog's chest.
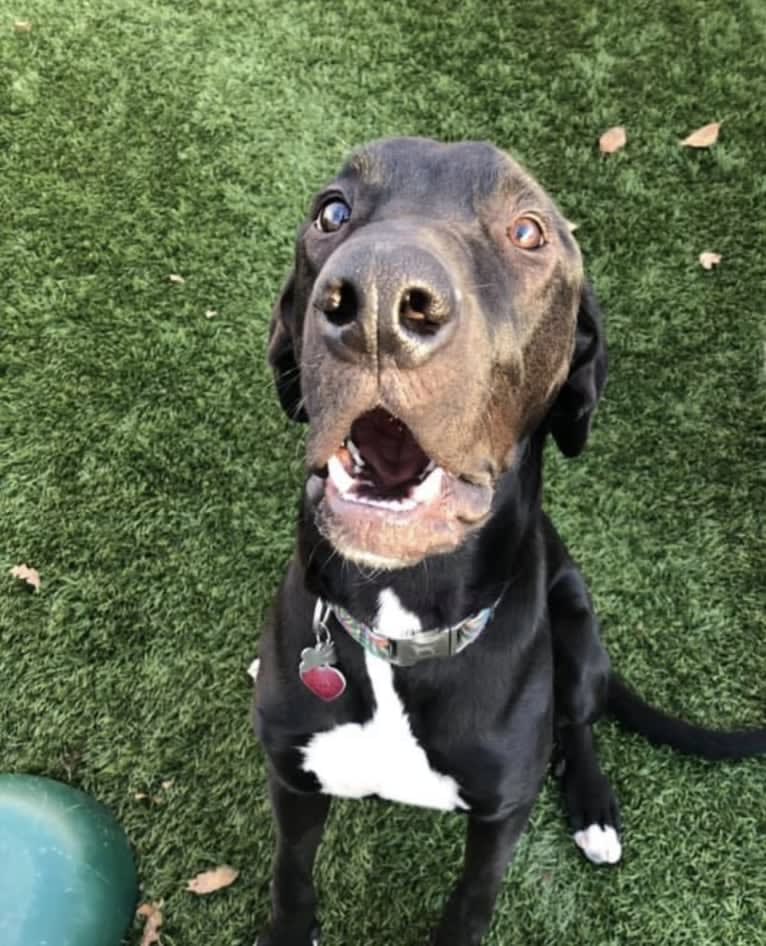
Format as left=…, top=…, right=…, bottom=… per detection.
left=300, top=591, right=468, bottom=812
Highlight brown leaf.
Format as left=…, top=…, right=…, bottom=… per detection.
left=10, top=563, right=41, bottom=591
left=137, top=901, right=163, bottom=946
left=168, top=273, right=185, bottom=285
left=599, top=126, right=627, bottom=155
left=680, top=122, right=721, bottom=148
left=134, top=779, right=174, bottom=804
left=186, top=865, right=240, bottom=895
left=134, top=791, right=164, bottom=805
left=14, top=20, right=33, bottom=32
left=699, top=251, right=722, bottom=270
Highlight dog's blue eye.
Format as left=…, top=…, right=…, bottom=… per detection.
left=316, top=199, right=351, bottom=233
left=509, top=216, right=545, bottom=250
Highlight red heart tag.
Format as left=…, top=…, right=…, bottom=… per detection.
left=300, top=664, right=347, bottom=702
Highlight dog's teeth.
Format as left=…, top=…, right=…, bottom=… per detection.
left=346, top=438, right=365, bottom=468
left=358, top=495, right=417, bottom=511
left=328, top=455, right=354, bottom=494
left=411, top=466, right=443, bottom=504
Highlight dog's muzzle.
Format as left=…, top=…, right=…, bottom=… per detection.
left=307, top=407, right=493, bottom=569
left=310, top=233, right=460, bottom=369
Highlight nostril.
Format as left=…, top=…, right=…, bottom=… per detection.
left=398, top=287, right=448, bottom=337
left=404, top=289, right=431, bottom=317
left=318, top=279, right=357, bottom=327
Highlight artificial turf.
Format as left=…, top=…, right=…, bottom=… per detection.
left=1, top=1, right=765, bottom=943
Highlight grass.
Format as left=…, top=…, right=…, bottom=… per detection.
left=1, top=1, right=765, bottom=943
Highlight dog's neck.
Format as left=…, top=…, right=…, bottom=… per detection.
left=299, top=432, right=546, bottom=629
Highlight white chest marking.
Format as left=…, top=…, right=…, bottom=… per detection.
left=374, top=588, right=423, bottom=639
left=301, top=590, right=468, bottom=812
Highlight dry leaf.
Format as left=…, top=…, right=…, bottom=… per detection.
left=135, top=779, right=174, bottom=804
left=168, top=273, right=185, bottom=285
left=599, top=126, right=627, bottom=155
left=134, top=791, right=163, bottom=805
left=699, top=251, right=722, bottom=270
left=186, top=865, right=239, bottom=895
left=205, top=308, right=218, bottom=319
left=137, top=901, right=163, bottom=946
left=680, top=122, right=721, bottom=148
left=10, top=563, right=41, bottom=591
left=14, top=20, right=33, bottom=32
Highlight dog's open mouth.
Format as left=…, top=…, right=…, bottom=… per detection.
left=329, top=408, right=442, bottom=511
left=310, top=407, right=493, bottom=567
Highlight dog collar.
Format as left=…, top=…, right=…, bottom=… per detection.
left=313, top=594, right=502, bottom=668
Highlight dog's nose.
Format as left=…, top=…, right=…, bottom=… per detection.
left=312, top=241, right=458, bottom=366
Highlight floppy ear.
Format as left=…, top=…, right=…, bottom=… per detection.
left=549, top=281, right=607, bottom=457
left=268, top=273, right=308, bottom=422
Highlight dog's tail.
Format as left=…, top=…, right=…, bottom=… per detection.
left=607, top=673, right=766, bottom=760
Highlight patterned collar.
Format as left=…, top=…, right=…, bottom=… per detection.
left=313, top=592, right=504, bottom=668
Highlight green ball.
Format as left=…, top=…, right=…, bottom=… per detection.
left=0, top=775, right=138, bottom=946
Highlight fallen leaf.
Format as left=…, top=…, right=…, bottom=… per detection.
left=205, top=308, right=218, bottom=319
left=186, top=865, right=239, bottom=895
left=680, top=121, right=721, bottom=148
left=134, top=779, right=174, bottom=804
left=14, top=20, right=33, bottom=32
left=699, top=251, right=722, bottom=270
left=137, top=901, right=163, bottom=946
left=168, top=273, right=185, bottom=285
left=599, top=125, right=627, bottom=155
left=10, top=563, right=41, bottom=591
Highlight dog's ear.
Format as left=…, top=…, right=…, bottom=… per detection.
left=268, top=273, right=308, bottom=422
left=549, top=282, right=607, bottom=457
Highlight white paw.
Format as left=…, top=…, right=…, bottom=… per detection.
left=573, top=823, right=622, bottom=865
left=247, top=658, right=261, bottom=682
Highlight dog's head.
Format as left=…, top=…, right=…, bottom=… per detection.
left=269, top=138, right=606, bottom=568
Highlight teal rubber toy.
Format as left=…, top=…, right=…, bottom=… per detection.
left=0, top=775, right=138, bottom=946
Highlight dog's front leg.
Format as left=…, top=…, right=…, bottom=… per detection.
left=257, top=770, right=331, bottom=946
left=430, top=804, right=534, bottom=946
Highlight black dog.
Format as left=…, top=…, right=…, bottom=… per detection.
left=252, top=138, right=766, bottom=946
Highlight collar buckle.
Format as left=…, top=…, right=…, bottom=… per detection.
left=321, top=591, right=505, bottom=667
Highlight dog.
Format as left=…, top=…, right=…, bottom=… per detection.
left=251, top=137, right=766, bottom=946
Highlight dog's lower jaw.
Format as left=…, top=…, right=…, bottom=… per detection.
left=313, top=509, right=474, bottom=570
left=308, top=475, right=492, bottom=569
left=313, top=536, right=412, bottom=571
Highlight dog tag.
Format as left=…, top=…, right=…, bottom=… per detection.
left=299, top=641, right=347, bottom=702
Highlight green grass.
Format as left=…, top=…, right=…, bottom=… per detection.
left=1, top=1, right=765, bottom=943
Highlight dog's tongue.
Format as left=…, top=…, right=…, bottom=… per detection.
left=350, top=409, right=429, bottom=490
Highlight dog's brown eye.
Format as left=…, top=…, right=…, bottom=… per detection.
left=509, top=216, right=545, bottom=250
left=316, top=199, right=351, bottom=233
